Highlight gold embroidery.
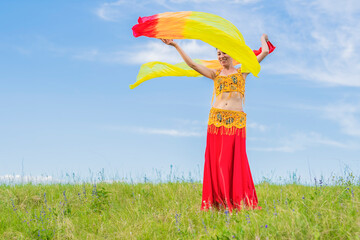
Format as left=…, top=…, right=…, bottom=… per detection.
left=214, top=68, right=245, bottom=97
left=208, top=108, right=246, bottom=136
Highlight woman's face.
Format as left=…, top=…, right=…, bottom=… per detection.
left=217, top=50, right=232, bottom=66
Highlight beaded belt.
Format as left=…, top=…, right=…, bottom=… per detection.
left=208, top=108, right=246, bottom=130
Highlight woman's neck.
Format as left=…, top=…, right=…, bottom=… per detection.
left=221, top=64, right=236, bottom=73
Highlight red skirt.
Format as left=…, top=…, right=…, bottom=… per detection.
left=201, top=108, right=261, bottom=212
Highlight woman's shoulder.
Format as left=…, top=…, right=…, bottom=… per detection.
left=215, top=67, right=242, bottom=78
left=213, top=69, right=221, bottom=78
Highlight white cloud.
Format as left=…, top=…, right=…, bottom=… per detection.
left=95, top=0, right=148, bottom=21
left=250, top=146, right=296, bottom=153
left=322, top=103, right=360, bottom=137
left=293, top=101, right=360, bottom=137
left=103, top=120, right=267, bottom=137
left=266, top=0, right=360, bottom=87
left=95, top=0, right=262, bottom=21
left=73, top=40, right=216, bottom=64
left=248, top=122, right=267, bottom=132
left=250, top=131, right=357, bottom=153
left=135, top=127, right=203, bottom=137
left=172, top=118, right=208, bottom=126
left=14, top=46, right=32, bottom=55
left=129, top=40, right=216, bottom=64
left=264, top=100, right=360, bottom=150
left=12, top=36, right=70, bottom=58
left=93, top=0, right=360, bottom=87
left=73, top=49, right=100, bottom=61
left=167, top=0, right=259, bottom=3
left=73, top=49, right=128, bottom=63
left=232, top=0, right=260, bottom=3
left=103, top=125, right=204, bottom=137
left=0, top=175, right=56, bottom=184
left=95, top=5, right=113, bottom=21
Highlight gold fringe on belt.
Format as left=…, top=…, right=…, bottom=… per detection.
left=207, top=108, right=246, bottom=136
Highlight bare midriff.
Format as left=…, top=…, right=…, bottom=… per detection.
left=212, top=91, right=244, bottom=112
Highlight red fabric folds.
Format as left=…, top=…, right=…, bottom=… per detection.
left=132, top=16, right=159, bottom=38
left=253, top=41, right=276, bottom=56
left=201, top=125, right=261, bottom=212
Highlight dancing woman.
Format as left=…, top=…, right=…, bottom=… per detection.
left=160, top=34, right=270, bottom=212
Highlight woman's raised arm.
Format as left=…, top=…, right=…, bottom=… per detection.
left=256, top=34, right=270, bottom=63
left=161, top=39, right=217, bottom=80
left=242, top=34, right=271, bottom=79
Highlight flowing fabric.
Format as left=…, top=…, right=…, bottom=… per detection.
left=132, top=12, right=261, bottom=75
left=131, top=12, right=266, bottom=212
left=129, top=41, right=276, bottom=89
left=201, top=125, right=261, bottom=212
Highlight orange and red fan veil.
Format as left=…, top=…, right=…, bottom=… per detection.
left=130, top=11, right=275, bottom=89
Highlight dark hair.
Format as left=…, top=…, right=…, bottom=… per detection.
left=216, top=48, right=227, bottom=55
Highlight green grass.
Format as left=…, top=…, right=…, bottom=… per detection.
left=0, top=173, right=359, bottom=239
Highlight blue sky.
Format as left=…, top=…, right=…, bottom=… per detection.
left=1, top=0, right=359, bottom=184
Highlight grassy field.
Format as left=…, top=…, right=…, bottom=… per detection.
left=0, top=172, right=359, bottom=239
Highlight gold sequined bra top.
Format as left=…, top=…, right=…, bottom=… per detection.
left=212, top=67, right=246, bottom=105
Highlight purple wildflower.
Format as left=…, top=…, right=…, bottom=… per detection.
left=175, top=213, right=181, bottom=232
left=202, top=219, right=208, bottom=234
left=44, top=192, right=51, bottom=212
left=92, top=184, right=97, bottom=197
left=245, top=213, right=251, bottom=224
left=83, top=183, right=87, bottom=198
left=225, top=210, right=230, bottom=226
left=11, top=199, right=17, bottom=211
left=63, top=191, right=68, bottom=204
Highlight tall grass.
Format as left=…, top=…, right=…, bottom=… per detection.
left=0, top=170, right=359, bottom=239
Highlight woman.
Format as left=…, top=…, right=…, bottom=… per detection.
left=161, top=34, right=270, bottom=212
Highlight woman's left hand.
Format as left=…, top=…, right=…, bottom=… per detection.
left=261, top=33, right=269, bottom=42
left=257, top=34, right=270, bottom=63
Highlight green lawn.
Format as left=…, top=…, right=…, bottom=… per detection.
left=1, top=174, right=359, bottom=239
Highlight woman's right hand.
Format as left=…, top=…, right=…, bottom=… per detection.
left=160, top=38, right=215, bottom=79
left=160, top=38, right=176, bottom=47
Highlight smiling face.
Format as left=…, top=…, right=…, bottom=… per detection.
left=217, top=49, right=232, bottom=67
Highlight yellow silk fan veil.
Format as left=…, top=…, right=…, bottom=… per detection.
left=130, top=11, right=274, bottom=89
